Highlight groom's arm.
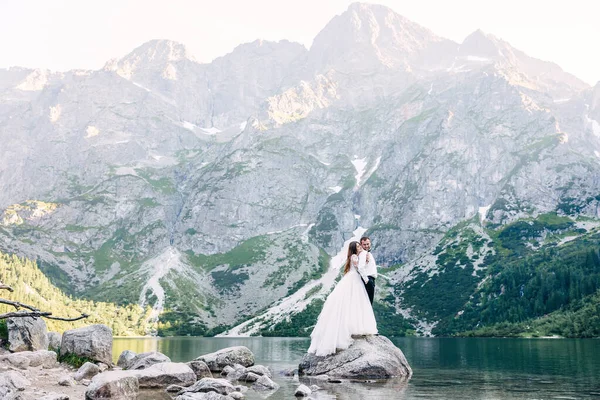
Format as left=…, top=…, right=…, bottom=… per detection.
left=357, top=252, right=369, bottom=284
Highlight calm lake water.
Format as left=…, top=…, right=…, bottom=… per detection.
left=113, top=337, right=600, bottom=400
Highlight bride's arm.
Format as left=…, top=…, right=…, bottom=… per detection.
left=356, top=252, right=369, bottom=284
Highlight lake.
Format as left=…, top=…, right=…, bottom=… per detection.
left=113, top=336, right=600, bottom=399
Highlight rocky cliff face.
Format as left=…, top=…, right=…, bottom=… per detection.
left=0, top=3, right=598, bottom=334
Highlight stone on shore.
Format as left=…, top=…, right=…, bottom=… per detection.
left=181, top=377, right=235, bottom=395
left=74, top=362, right=101, bottom=381
left=39, top=394, right=70, bottom=400
left=61, top=324, right=113, bottom=365
left=126, top=351, right=171, bottom=370
left=0, top=370, right=31, bottom=398
left=186, top=360, right=213, bottom=380
left=117, top=350, right=136, bottom=368
left=246, top=365, right=271, bottom=378
left=58, top=375, right=77, bottom=386
left=295, top=384, right=312, bottom=397
left=47, top=331, right=62, bottom=350
left=177, top=392, right=234, bottom=400
left=7, top=316, right=49, bottom=352
left=252, top=375, right=279, bottom=391
left=85, top=370, right=139, bottom=400
left=130, top=362, right=195, bottom=388
left=298, top=335, right=412, bottom=379
left=0, top=350, right=57, bottom=369
left=195, top=346, right=254, bottom=372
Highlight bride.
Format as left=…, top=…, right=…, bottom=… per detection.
left=307, top=241, right=378, bottom=356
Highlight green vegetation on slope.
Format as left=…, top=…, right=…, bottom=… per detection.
left=0, top=251, right=152, bottom=335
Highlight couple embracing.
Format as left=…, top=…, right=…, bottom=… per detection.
left=307, top=236, right=378, bottom=356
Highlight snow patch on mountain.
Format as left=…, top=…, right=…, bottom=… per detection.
left=138, top=247, right=187, bottom=326
left=200, top=127, right=221, bottom=135
left=352, top=157, right=368, bottom=187
left=478, top=205, right=491, bottom=223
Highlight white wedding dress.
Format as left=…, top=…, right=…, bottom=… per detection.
left=307, top=253, right=378, bottom=356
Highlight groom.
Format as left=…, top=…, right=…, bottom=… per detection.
left=358, top=236, right=377, bottom=305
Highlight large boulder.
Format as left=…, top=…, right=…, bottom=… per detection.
left=195, top=346, right=254, bottom=372
left=0, top=350, right=57, bottom=369
left=298, top=335, right=412, bottom=379
left=129, top=362, right=196, bottom=388
left=85, top=370, right=139, bottom=400
left=6, top=316, right=49, bottom=352
left=126, top=351, right=171, bottom=370
left=60, top=324, right=112, bottom=365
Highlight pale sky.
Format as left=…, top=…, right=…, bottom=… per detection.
left=1, top=0, right=598, bottom=85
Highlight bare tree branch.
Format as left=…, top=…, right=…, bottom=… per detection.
left=0, top=298, right=40, bottom=312
left=0, top=311, right=51, bottom=319
left=0, top=284, right=14, bottom=292
left=44, top=313, right=89, bottom=322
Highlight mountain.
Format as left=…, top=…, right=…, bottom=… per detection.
left=0, top=2, right=599, bottom=337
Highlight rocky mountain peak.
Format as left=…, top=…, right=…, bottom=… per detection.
left=104, top=39, right=192, bottom=80
left=308, top=2, right=445, bottom=73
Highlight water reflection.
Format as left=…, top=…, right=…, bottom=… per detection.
left=113, top=337, right=600, bottom=400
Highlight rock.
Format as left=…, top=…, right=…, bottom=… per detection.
left=182, top=377, right=235, bottom=395
left=0, top=371, right=30, bottom=399
left=0, top=354, right=30, bottom=369
left=58, top=375, right=77, bottom=386
left=0, top=370, right=30, bottom=389
left=0, top=350, right=57, bottom=369
left=294, top=384, right=312, bottom=397
left=97, top=362, right=109, bottom=372
left=310, top=384, right=321, bottom=391
left=127, top=351, right=171, bottom=370
left=6, top=316, right=49, bottom=352
left=232, top=385, right=247, bottom=393
left=177, top=393, right=234, bottom=400
left=224, top=364, right=247, bottom=381
left=230, top=392, right=244, bottom=400
left=61, top=324, right=113, bottom=365
left=47, top=332, right=62, bottom=350
left=80, top=379, right=91, bottom=386
left=39, top=394, right=70, bottom=400
left=130, top=362, right=195, bottom=388
left=85, top=370, right=139, bottom=400
left=281, top=368, right=298, bottom=376
left=246, top=365, right=271, bottom=378
left=241, top=372, right=260, bottom=382
left=252, top=375, right=279, bottom=391
left=166, top=384, right=185, bottom=393
left=74, top=362, right=101, bottom=381
left=195, top=346, right=254, bottom=372
left=298, top=335, right=412, bottom=379
left=117, top=350, right=136, bottom=368
left=24, top=350, right=58, bottom=368
left=220, top=365, right=234, bottom=376
left=186, top=360, right=213, bottom=380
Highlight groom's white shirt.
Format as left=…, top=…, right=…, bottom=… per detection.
left=357, top=251, right=378, bottom=283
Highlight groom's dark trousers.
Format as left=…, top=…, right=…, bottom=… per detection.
left=365, top=276, right=375, bottom=305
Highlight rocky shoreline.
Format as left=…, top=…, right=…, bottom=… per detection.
left=0, top=319, right=412, bottom=399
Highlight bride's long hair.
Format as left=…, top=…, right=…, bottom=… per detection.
left=343, top=241, right=360, bottom=275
